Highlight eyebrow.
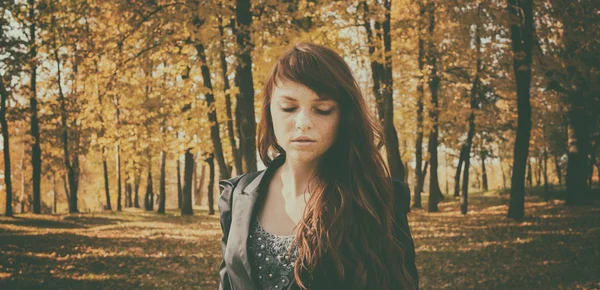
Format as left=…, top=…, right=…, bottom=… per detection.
left=279, top=95, right=333, bottom=103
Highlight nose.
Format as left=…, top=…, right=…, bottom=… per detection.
left=295, top=108, right=312, bottom=131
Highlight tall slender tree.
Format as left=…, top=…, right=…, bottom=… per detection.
left=507, top=0, right=534, bottom=220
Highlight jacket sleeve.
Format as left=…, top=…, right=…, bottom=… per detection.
left=218, top=180, right=235, bottom=290
left=392, top=179, right=420, bottom=290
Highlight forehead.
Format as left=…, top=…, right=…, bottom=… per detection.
left=272, top=78, right=333, bottom=102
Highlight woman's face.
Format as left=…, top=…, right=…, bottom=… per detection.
left=270, top=79, right=340, bottom=164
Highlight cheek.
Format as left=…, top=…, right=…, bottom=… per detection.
left=322, top=115, right=340, bottom=142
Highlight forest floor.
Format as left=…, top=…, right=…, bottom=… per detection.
left=1, top=188, right=599, bottom=290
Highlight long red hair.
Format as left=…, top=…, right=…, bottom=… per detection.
left=257, top=43, right=416, bottom=289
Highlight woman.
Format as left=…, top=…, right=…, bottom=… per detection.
left=218, top=43, right=418, bottom=290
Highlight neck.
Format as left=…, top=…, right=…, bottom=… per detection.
left=277, top=157, right=320, bottom=198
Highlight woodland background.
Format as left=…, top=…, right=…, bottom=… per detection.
left=0, top=0, right=599, bottom=289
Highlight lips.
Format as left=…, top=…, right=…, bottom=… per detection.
left=292, top=136, right=315, bottom=142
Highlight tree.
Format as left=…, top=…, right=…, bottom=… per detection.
left=234, top=0, right=257, bottom=173
left=426, top=2, right=443, bottom=213
left=507, top=0, right=534, bottom=220
left=362, top=0, right=406, bottom=183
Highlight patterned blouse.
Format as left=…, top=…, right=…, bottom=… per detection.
left=247, top=215, right=299, bottom=290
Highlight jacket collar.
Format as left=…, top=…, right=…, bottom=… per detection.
left=227, top=154, right=287, bottom=290
left=242, top=154, right=286, bottom=195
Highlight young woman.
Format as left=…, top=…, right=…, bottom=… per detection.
left=218, top=43, right=418, bottom=290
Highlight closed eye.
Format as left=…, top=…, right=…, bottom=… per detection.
left=281, top=107, right=297, bottom=113
left=280, top=107, right=335, bottom=115
left=315, top=109, right=334, bottom=115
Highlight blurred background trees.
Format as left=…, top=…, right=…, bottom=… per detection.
left=0, top=0, right=598, bottom=219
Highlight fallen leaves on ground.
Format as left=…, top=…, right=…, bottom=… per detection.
left=0, top=194, right=599, bottom=290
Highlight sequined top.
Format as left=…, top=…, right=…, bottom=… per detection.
left=247, top=215, right=298, bottom=290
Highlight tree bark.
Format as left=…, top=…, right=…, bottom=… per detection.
left=102, top=146, right=111, bottom=210
left=145, top=151, right=154, bottom=211
left=134, top=165, right=141, bottom=208
left=234, top=0, right=257, bottom=173
left=382, top=0, right=406, bottom=181
left=362, top=0, right=405, bottom=182
left=0, top=75, right=13, bottom=217
left=196, top=163, right=206, bottom=206
left=454, top=146, right=466, bottom=197
left=543, top=147, right=549, bottom=195
left=554, top=154, right=562, bottom=185
left=177, top=157, right=182, bottom=209
left=218, top=13, right=242, bottom=175
left=126, top=182, right=132, bottom=208
left=481, top=152, right=488, bottom=192
left=29, top=0, right=42, bottom=214
left=566, top=91, right=591, bottom=205
left=116, top=144, right=122, bottom=211
left=158, top=150, right=167, bottom=214
left=507, top=0, right=533, bottom=220
left=181, top=149, right=194, bottom=215
left=426, top=2, right=443, bottom=213
left=196, top=43, right=230, bottom=180
left=536, top=156, right=542, bottom=187
left=206, top=154, right=216, bottom=215
left=413, top=0, right=427, bottom=209
left=53, top=30, right=79, bottom=213
left=526, top=160, right=533, bottom=188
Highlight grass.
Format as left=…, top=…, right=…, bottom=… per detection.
left=1, top=190, right=599, bottom=290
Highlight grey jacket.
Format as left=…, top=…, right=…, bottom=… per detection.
left=217, top=156, right=419, bottom=290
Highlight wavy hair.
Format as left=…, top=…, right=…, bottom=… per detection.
left=257, top=43, right=416, bottom=290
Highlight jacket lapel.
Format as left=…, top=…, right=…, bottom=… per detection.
left=228, top=156, right=285, bottom=290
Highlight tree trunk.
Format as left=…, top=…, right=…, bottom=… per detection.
left=206, top=154, right=216, bottom=215
left=52, top=174, right=57, bottom=213
left=134, top=165, right=141, bottom=208
left=426, top=2, right=443, bottom=213
left=382, top=0, right=406, bottom=181
left=566, top=91, right=591, bottom=206
left=196, top=163, right=206, bottom=206
left=454, top=146, right=466, bottom=197
left=196, top=43, right=230, bottom=180
left=20, top=144, right=26, bottom=213
left=0, top=77, right=14, bottom=217
left=53, top=34, right=79, bottom=213
left=145, top=170, right=154, bottom=211
left=158, top=150, right=167, bottom=214
left=145, top=151, right=154, bottom=211
left=234, top=0, right=257, bottom=173
left=177, top=157, right=182, bottom=209
left=526, top=160, right=533, bottom=188
left=413, top=0, right=427, bottom=209
left=116, top=144, right=122, bottom=211
left=181, top=149, right=194, bottom=216
left=102, top=146, right=112, bottom=210
left=126, top=182, right=132, bottom=208
left=219, top=13, right=242, bottom=175
left=414, top=161, right=428, bottom=208
left=500, top=155, right=507, bottom=190
left=536, top=157, right=542, bottom=187
left=362, top=0, right=405, bottom=182
left=554, top=153, right=562, bottom=185
left=461, top=109, right=476, bottom=214
left=507, top=0, right=533, bottom=220
left=481, top=152, right=488, bottom=192
left=63, top=174, right=70, bottom=202
left=543, top=147, right=549, bottom=195
left=29, top=0, right=41, bottom=214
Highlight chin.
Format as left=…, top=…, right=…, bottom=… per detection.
left=285, top=149, right=324, bottom=164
